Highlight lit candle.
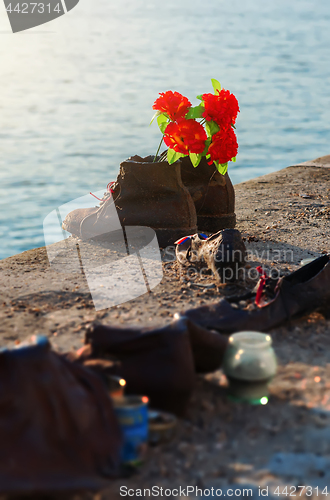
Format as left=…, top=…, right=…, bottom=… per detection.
left=107, top=375, right=126, bottom=398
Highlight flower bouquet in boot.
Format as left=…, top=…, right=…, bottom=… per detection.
left=151, top=78, right=239, bottom=233
left=62, top=79, right=239, bottom=247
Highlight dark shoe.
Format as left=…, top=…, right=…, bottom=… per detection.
left=63, top=155, right=197, bottom=248
left=180, top=155, right=236, bottom=232
left=176, top=228, right=246, bottom=281
left=184, top=319, right=229, bottom=372
left=79, top=319, right=196, bottom=416
left=180, top=254, right=330, bottom=333
left=0, top=336, right=122, bottom=495
left=73, top=318, right=229, bottom=415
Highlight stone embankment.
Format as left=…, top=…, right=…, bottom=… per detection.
left=0, top=155, right=329, bottom=498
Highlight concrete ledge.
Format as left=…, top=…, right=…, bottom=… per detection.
left=289, top=154, right=330, bottom=168
left=0, top=156, right=330, bottom=497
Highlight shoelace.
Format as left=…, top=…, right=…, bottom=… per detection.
left=175, top=233, right=208, bottom=245
left=89, top=182, right=115, bottom=202
left=255, top=266, right=269, bottom=307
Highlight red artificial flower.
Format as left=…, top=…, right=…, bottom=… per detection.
left=202, top=89, right=240, bottom=128
left=207, top=127, right=238, bottom=165
left=153, top=91, right=191, bottom=121
left=163, top=119, right=207, bottom=155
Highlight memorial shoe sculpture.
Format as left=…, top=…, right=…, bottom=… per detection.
left=180, top=155, right=236, bottom=232
left=0, top=336, right=122, bottom=495
left=63, top=79, right=239, bottom=246
left=175, top=228, right=246, bottom=281
left=180, top=254, right=330, bottom=333
left=73, top=317, right=229, bottom=416
left=63, top=155, right=197, bottom=248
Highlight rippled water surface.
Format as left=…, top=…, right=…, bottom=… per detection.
left=0, top=0, right=330, bottom=259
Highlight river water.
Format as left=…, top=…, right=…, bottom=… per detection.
left=0, top=0, right=329, bottom=259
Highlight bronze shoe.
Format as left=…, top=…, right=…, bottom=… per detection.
left=0, top=336, right=122, bottom=495
left=73, top=317, right=229, bottom=415
left=176, top=228, right=246, bottom=281
left=180, top=254, right=330, bottom=333
left=62, top=155, right=197, bottom=248
left=76, top=319, right=196, bottom=416
left=180, top=155, right=236, bottom=232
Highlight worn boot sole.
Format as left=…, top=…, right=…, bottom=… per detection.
left=77, top=221, right=198, bottom=249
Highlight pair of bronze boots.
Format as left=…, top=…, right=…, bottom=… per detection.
left=62, top=154, right=236, bottom=248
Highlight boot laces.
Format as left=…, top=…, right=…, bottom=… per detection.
left=89, top=182, right=115, bottom=202
left=255, top=266, right=270, bottom=307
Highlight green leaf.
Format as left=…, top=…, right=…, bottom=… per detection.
left=211, top=78, right=221, bottom=94
left=231, top=156, right=236, bottom=163
left=196, top=94, right=203, bottom=100
left=185, top=104, right=205, bottom=120
left=216, top=162, right=228, bottom=175
left=167, top=148, right=185, bottom=164
left=157, top=113, right=169, bottom=134
left=150, top=110, right=161, bottom=125
left=159, top=123, right=168, bottom=134
left=189, top=153, right=202, bottom=168
left=157, top=113, right=168, bottom=124
left=205, top=120, right=220, bottom=137
left=167, top=148, right=176, bottom=164
left=202, top=137, right=212, bottom=156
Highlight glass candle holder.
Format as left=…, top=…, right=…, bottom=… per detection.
left=223, top=331, right=277, bottom=404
